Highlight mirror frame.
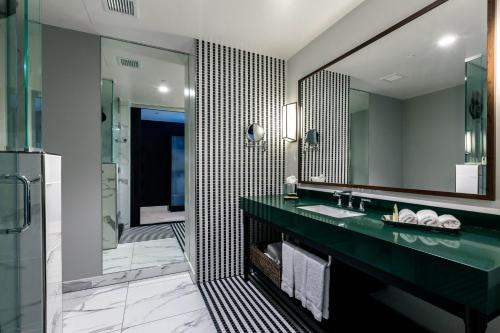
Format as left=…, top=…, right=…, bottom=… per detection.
left=298, top=0, right=496, bottom=200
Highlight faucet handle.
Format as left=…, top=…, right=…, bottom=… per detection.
left=333, top=191, right=342, bottom=207
left=359, top=198, right=371, bottom=212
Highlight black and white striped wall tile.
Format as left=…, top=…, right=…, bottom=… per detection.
left=199, top=276, right=304, bottom=333
left=195, top=40, right=285, bottom=282
left=300, top=70, right=350, bottom=183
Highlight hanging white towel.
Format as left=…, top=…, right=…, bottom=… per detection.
left=304, top=253, right=328, bottom=321
left=281, top=241, right=295, bottom=297
left=293, top=247, right=308, bottom=306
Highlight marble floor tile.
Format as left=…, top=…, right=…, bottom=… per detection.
left=140, top=206, right=185, bottom=224
left=102, top=243, right=134, bottom=274
left=121, top=308, right=217, bottom=333
left=63, top=283, right=128, bottom=333
left=122, top=274, right=206, bottom=329
left=131, top=239, right=185, bottom=270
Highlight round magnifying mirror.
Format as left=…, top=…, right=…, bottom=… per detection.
left=305, top=129, right=319, bottom=145
left=246, top=124, right=265, bottom=142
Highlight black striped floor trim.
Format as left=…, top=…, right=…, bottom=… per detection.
left=119, top=222, right=185, bottom=250
left=171, top=222, right=185, bottom=252
left=199, top=276, right=306, bottom=333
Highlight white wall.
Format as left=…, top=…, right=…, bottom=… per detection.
left=286, top=0, right=500, bottom=211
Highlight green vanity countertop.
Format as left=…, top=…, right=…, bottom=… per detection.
left=240, top=195, right=500, bottom=316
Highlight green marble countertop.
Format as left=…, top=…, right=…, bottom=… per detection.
left=240, top=195, right=500, bottom=316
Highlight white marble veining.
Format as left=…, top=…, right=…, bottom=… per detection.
left=103, top=238, right=186, bottom=274
left=63, top=261, right=190, bottom=293
left=118, top=101, right=131, bottom=229
left=122, top=308, right=216, bottom=333
left=63, top=283, right=128, bottom=333
left=44, top=154, right=63, bottom=333
left=122, top=274, right=206, bottom=329
left=130, top=238, right=186, bottom=270
left=103, top=243, right=134, bottom=274
left=63, top=274, right=214, bottom=333
left=102, top=163, right=118, bottom=250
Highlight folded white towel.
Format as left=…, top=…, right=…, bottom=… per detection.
left=438, top=214, right=461, bottom=230
left=438, top=239, right=460, bottom=248
left=416, top=210, right=439, bottom=226
left=293, top=247, right=308, bottom=307
left=418, top=236, right=439, bottom=246
left=304, top=252, right=328, bottom=322
left=399, top=209, right=417, bottom=224
left=281, top=242, right=295, bottom=297
left=265, top=242, right=282, bottom=265
left=400, top=233, right=418, bottom=243
left=310, top=174, right=326, bottom=182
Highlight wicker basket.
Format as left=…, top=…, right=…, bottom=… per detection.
left=250, top=244, right=281, bottom=288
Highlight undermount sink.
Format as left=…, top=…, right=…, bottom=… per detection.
left=298, top=205, right=365, bottom=219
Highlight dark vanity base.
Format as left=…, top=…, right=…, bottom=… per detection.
left=243, top=212, right=494, bottom=333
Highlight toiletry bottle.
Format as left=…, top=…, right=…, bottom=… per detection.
left=392, top=204, right=399, bottom=221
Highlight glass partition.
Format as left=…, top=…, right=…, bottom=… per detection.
left=0, top=0, right=42, bottom=151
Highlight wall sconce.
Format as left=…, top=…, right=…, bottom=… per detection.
left=465, top=131, right=473, bottom=155
left=282, top=102, right=297, bottom=142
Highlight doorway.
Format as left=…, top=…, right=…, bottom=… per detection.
left=100, top=37, right=191, bottom=276
left=131, top=108, right=185, bottom=227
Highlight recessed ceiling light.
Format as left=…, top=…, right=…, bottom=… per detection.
left=158, top=83, right=169, bottom=94
left=379, top=73, right=404, bottom=82
left=438, top=35, right=457, bottom=47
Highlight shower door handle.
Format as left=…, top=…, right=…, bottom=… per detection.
left=0, top=174, right=40, bottom=234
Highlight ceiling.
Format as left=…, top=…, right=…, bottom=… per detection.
left=42, top=0, right=365, bottom=59
left=101, top=38, right=187, bottom=109
left=327, top=0, right=487, bottom=100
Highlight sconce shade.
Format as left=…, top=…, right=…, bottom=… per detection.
left=283, top=103, right=297, bottom=142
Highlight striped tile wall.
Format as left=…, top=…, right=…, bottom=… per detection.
left=300, top=70, right=350, bottom=183
left=195, top=40, right=285, bottom=282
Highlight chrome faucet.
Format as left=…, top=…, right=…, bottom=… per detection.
left=345, top=191, right=353, bottom=209
left=333, top=191, right=343, bottom=207
left=333, top=190, right=353, bottom=208
left=359, top=198, right=371, bottom=212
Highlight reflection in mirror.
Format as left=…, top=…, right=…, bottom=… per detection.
left=299, top=0, right=491, bottom=196
left=100, top=38, right=189, bottom=276
left=246, top=123, right=265, bottom=142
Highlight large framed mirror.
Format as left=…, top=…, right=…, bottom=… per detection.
left=298, top=0, right=496, bottom=200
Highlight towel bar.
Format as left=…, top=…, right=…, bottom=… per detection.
left=282, top=232, right=333, bottom=267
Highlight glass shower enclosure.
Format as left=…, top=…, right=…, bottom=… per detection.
left=0, top=0, right=47, bottom=332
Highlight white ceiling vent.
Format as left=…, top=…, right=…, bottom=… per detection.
left=379, top=73, right=404, bottom=83
left=118, top=57, right=140, bottom=69
left=103, top=0, right=138, bottom=17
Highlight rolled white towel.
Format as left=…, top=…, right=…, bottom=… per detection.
left=416, top=210, right=439, bottom=226
left=438, top=214, right=461, bottom=230
left=399, top=209, right=417, bottom=224
left=400, top=233, right=418, bottom=243
left=438, top=239, right=460, bottom=249
left=418, top=236, right=439, bottom=246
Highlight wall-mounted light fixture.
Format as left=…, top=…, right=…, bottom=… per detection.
left=465, top=131, right=474, bottom=155
left=282, top=102, right=297, bottom=142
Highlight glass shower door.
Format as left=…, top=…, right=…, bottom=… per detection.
left=0, top=152, right=44, bottom=333
left=1, top=0, right=45, bottom=331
